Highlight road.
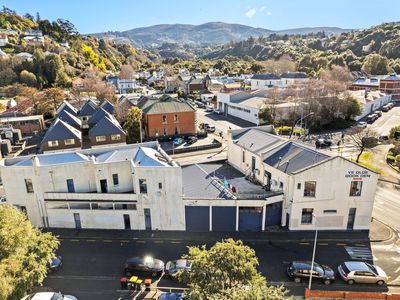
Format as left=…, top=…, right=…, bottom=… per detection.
left=368, top=106, right=400, bottom=136
left=373, top=182, right=400, bottom=232
left=196, top=108, right=250, bottom=135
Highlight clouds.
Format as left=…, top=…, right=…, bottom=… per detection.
left=245, top=6, right=272, bottom=18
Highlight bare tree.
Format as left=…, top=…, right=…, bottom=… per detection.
left=348, top=128, right=379, bottom=163
left=119, top=65, right=134, bottom=80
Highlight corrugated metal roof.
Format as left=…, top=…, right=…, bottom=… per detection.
left=88, top=108, right=112, bottom=125
left=42, top=119, right=81, bottom=142
left=251, top=74, right=280, bottom=80
left=264, top=142, right=330, bottom=174
left=138, top=95, right=195, bottom=115
left=280, top=72, right=308, bottom=79
left=57, top=101, right=78, bottom=116
left=232, top=128, right=282, bottom=155
left=78, top=100, right=98, bottom=116
left=88, top=115, right=125, bottom=137
left=100, top=100, right=115, bottom=114
left=57, top=110, right=82, bottom=128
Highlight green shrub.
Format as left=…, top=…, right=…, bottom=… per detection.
left=387, top=154, right=396, bottom=165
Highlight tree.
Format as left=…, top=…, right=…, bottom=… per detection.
left=0, top=205, right=59, bottom=299
left=259, top=106, right=274, bottom=124
left=178, top=239, right=287, bottom=300
left=0, top=68, right=18, bottom=87
left=361, top=54, right=391, bottom=75
left=123, top=107, right=143, bottom=143
left=20, top=70, right=37, bottom=87
left=119, top=65, right=134, bottom=80
left=348, top=128, right=379, bottom=162
left=43, top=87, right=65, bottom=113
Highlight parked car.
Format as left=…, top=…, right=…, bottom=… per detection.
left=382, top=105, right=390, bottom=112
left=48, top=255, right=63, bottom=272
left=124, top=256, right=164, bottom=277
left=356, top=121, right=367, bottom=129
left=173, top=137, right=185, bottom=146
left=338, top=261, right=388, bottom=285
left=388, top=102, right=395, bottom=109
left=205, top=104, right=214, bottom=112
left=22, top=292, right=77, bottom=300
left=186, top=136, right=198, bottom=145
left=287, top=261, right=335, bottom=285
left=366, top=114, right=378, bottom=124
left=195, top=101, right=205, bottom=108
left=165, top=259, right=192, bottom=277
left=315, top=138, right=332, bottom=148
left=159, top=293, right=184, bottom=300
left=205, top=124, right=216, bottom=133
left=374, top=110, right=382, bottom=117
left=213, top=108, right=222, bottom=115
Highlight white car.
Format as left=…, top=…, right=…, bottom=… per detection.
left=22, top=292, right=77, bottom=300
left=356, top=121, right=367, bottom=128
left=205, top=105, right=214, bottom=112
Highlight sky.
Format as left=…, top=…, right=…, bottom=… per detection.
left=2, top=0, right=400, bottom=33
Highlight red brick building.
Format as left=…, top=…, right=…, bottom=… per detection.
left=379, top=74, right=400, bottom=100
left=138, top=95, right=196, bottom=138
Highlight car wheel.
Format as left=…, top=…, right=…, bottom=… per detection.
left=324, top=279, right=331, bottom=285
left=294, top=277, right=301, bottom=283
left=376, top=280, right=385, bottom=286
left=347, top=279, right=355, bottom=285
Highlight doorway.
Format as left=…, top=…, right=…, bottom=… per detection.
left=144, top=208, right=152, bottom=230
left=123, top=214, right=131, bottom=230
left=347, top=208, right=356, bottom=230
left=100, top=179, right=108, bottom=193
left=73, top=213, right=81, bottom=229
left=251, top=156, right=256, bottom=172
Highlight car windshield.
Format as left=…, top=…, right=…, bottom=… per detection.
left=169, top=261, right=177, bottom=269
left=341, top=263, right=350, bottom=274
left=50, top=293, right=63, bottom=300
left=313, top=263, right=324, bottom=274
left=366, top=263, right=378, bottom=274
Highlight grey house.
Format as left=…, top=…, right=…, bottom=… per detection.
left=99, top=99, right=115, bottom=114
left=78, top=100, right=98, bottom=128
left=88, top=115, right=126, bottom=147
left=41, top=118, right=82, bottom=152
left=87, top=108, right=113, bottom=128
left=57, top=110, right=82, bottom=129
left=56, top=101, right=78, bottom=116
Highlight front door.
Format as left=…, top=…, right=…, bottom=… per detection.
left=347, top=208, right=356, bottom=230
left=144, top=208, right=152, bottom=230
left=100, top=179, right=108, bottom=193
left=73, top=213, right=81, bottom=229
left=123, top=214, right=131, bottom=230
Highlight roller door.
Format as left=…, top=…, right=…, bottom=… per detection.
left=212, top=206, right=236, bottom=231
left=239, top=207, right=263, bottom=231
left=185, top=206, right=209, bottom=232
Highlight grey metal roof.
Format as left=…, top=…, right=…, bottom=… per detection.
left=280, top=72, right=308, bottom=79
left=88, top=108, right=112, bottom=125
left=264, top=142, right=330, bottom=174
left=251, top=74, right=280, bottom=80
left=88, top=115, right=125, bottom=137
left=57, top=110, right=82, bottom=128
left=57, top=101, right=78, bottom=116
left=78, top=100, right=98, bottom=116
left=42, top=119, right=81, bottom=142
left=138, top=95, right=196, bottom=115
left=232, top=128, right=282, bottom=155
left=100, top=100, right=115, bottom=114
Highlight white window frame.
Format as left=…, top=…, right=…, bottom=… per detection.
left=48, top=140, right=59, bottom=147
left=96, top=135, right=106, bottom=142
left=111, top=134, right=121, bottom=141
left=64, top=139, right=75, bottom=145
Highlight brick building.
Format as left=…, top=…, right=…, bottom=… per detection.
left=350, top=74, right=400, bottom=101
left=138, top=95, right=196, bottom=138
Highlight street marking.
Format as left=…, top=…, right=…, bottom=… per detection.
left=345, top=246, right=374, bottom=260
left=355, top=244, right=366, bottom=247
left=70, top=239, right=80, bottom=242
left=154, top=241, right=164, bottom=244
left=136, top=240, right=145, bottom=243
left=170, top=241, right=181, bottom=244
left=395, top=266, right=400, bottom=273
left=299, top=242, right=310, bottom=245
left=103, top=240, right=113, bottom=243
left=336, top=243, right=347, bottom=246
left=318, top=243, right=329, bottom=246
left=120, top=240, right=130, bottom=243
left=87, top=239, right=96, bottom=242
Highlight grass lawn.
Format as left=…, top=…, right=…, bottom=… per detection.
left=352, top=152, right=384, bottom=175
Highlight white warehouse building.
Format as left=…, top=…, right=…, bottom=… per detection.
left=0, top=142, right=185, bottom=230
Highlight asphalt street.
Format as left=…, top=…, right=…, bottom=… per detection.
left=41, top=235, right=400, bottom=300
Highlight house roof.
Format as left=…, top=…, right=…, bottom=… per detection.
left=234, top=96, right=266, bottom=109
left=78, top=100, right=98, bottom=116
left=280, top=72, right=308, bottom=79
left=88, top=108, right=112, bottom=126
left=100, top=99, right=115, bottom=114
left=382, top=74, right=399, bottom=81
left=232, top=127, right=282, bottom=155
left=251, top=74, right=280, bottom=80
left=57, top=110, right=82, bottom=128
left=263, top=142, right=330, bottom=174
left=88, top=115, right=125, bottom=137
left=42, top=119, right=81, bottom=143
left=57, top=101, right=78, bottom=116
left=189, top=78, right=204, bottom=85
left=138, top=95, right=195, bottom=115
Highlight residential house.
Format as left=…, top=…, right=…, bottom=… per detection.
left=187, top=77, right=205, bottom=94
left=57, top=109, right=82, bottom=129
left=0, top=98, right=17, bottom=111
left=138, top=95, right=196, bottom=138
left=0, top=142, right=184, bottom=230
left=250, top=74, right=281, bottom=90
left=280, top=73, right=309, bottom=87
left=87, top=108, right=113, bottom=128
left=0, top=115, right=45, bottom=135
left=117, top=79, right=137, bottom=93
left=164, top=76, right=181, bottom=93
left=349, top=90, right=391, bottom=121
left=0, top=32, right=8, bottom=46
left=100, top=99, right=115, bottom=114
left=78, top=99, right=98, bottom=128
left=88, top=115, right=126, bottom=147
left=41, top=119, right=82, bottom=153
left=72, top=77, right=85, bottom=89
left=57, top=101, right=78, bottom=116
left=14, top=52, right=33, bottom=60
left=379, top=74, right=400, bottom=100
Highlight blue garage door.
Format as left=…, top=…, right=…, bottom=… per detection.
left=212, top=206, right=236, bottom=231
left=265, top=202, right=282, bottom=227
left=185, top=206, right=209, bottom=232
left=239, top=207, right=263, bottom=231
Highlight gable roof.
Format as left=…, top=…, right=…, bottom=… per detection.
left=138, top=95, right=196, bottom=115
left=232, top=128, right=282, bottom=155
left=88, top=108, right=112, bottom=126
left=382, top=74, right=399, bottom=81
left=88, top=115, right=126, bottom=137
left=100, top=99, right=115, bottom=114
left=42, top=119, right=81, bottom=143
left=251, top=74, right=280, bottom=80
left=78, top=100, right=98, bottom=116
left=280, top=72, right=308, bottom=79
left=57, top=101, right=78, bottom=116
left=57, top=110, right=82, bottom=128
left=263, top=142, right=330, bottom=174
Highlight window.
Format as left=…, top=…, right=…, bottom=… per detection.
left=163, top=128, right=168, bottom=136
left=69, top=202, right=90, bottom=210
left=48, top=140, right=59, bottom=147
left=64, top=139, right=75, bottom=145
left=96, top=135, right=106, bottom=142
left=297, top=183, right=301, bottom=190
left=301, top=208, right=314, bottom=224
left=174, top=114, right=178, bottom=122
left=115, top=203, right=137, bottom=210
left=304, top=181, right=316, bottom=197
left=112, top=174, right=119, bottom=186
left=350, top=181, right=362, bottom=196
left=158, top=182, right=162, bottom=189
left=279, top=182, right=284, bottom=189
left=139, top=179, right=147, bottom=193
left=66, top=179, right=75, bottom=193
left=154, top=128, right=159, bottom=136
left=46, top=202, right=68, bottom=209
left=162, top=115, right=167, bottom=124
left=82, top=116, right=87, bottom=121
left=175, top=127, right=179, bottom=135
left=242, top=151, right=245, bottom=163
left=25, top=179, right=33, bottom=193
left=323, top=210, right=337, bottom=214
left=111, top=134, right=121, bottom=141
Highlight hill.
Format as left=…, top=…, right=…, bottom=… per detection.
left=92, top=22, right=350, bottom=47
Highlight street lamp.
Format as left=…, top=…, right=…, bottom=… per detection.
left=308, top=213, right=318, bottom=290
left=289, top=112, right=314, bottom=139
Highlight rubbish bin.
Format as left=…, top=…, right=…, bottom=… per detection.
left=120, top=277, right=127, bottom=289
left=144, top=278, right=152, bottom=291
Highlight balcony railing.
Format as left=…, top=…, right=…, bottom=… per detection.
left=44, top=191, right=138, bottom=202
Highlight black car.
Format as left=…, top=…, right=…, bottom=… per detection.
left=382, top=105, right=390, bottom=112
left=186, top=136, right=198, bottom=145
left=287, top=261, right=335, bottom=285
left=124, top=256, right=164, bottom=277
left=48, top=255, right=63, bottom=272
left=315, top=138, right=332, bottom=148
left=366, top=114, right=378, bottom=124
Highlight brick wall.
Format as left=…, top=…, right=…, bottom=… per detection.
left=144, top=111, right=196, bottom=138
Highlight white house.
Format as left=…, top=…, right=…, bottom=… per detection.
left=0, top=142, right=185, bottom=231
left=250, top=74, right=281, bottom=90
left=0, top=33, right=8, bottom=46
left=280, top=73, right=309, bottom=87
left=349, top=90, right=391, bottom=121
left=117, top=79, right=137, bottom=94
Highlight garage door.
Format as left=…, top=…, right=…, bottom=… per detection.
left=265, top=202, right=282, bottom=227
left=239, top=207, right=263, bottom=231
left=185, top=206, right=209, bottom=232
left=212, top=206, right=236, bottom=231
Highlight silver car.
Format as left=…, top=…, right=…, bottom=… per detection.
left=338, top=262, right=388, bottom=285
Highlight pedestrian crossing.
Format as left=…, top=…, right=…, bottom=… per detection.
left=345, top=246, right=374, bottom=260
